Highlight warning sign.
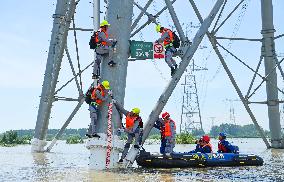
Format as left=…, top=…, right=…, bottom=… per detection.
left=153, top=42, right=165, bottom=59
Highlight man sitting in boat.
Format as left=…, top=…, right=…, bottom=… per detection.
left=218, top=132, right=239, bottom=154
left=189, top=135, right=213, bottom=153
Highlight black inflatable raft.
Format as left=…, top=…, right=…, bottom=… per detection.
left=136, top=150, right=263, bottom=168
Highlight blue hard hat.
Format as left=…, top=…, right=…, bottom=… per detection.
left=219, top=132, right=227, bottom=137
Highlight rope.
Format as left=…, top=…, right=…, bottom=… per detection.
left=209, top=0, right=250, bottom=82
left=105, top=101, right=113, bottom=169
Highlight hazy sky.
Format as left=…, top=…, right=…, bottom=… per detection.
left=0, top=0, right=284, bottom=133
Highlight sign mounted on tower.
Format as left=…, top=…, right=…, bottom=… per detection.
left=153, top=42, right=165, bottom=59
left=130, top=40, right=153, bottom=59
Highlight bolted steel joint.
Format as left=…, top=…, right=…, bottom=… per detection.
left=267, top=99, right=279, bottom=106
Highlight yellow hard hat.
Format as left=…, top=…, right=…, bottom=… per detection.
left=131, top=107, right=140, bottom=115
left=101, top=80, right=110, bottom=90
left=156, top=24, right=161, bottom=32
left=100, top=20, right=110, bottom=27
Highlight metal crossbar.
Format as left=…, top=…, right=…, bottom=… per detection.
left=130, top=0, right=177, bottom=38
left=213, top=0, right=245, bottom=34
left=54, top=61, right=94, bottom=95
left=72, top=18, right=83, bottom=91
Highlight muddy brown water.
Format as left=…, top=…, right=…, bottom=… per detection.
left=0, top=138, right=283, bottom=181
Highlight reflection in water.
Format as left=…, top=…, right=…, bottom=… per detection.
left=32, top=153, right=50, bottom=181
left=0, top=139, right=283, bottom=181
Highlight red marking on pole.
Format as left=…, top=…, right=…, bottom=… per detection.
left=105, top=102, right=113, bottom=169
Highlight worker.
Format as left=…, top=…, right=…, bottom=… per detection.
left=154, top=118, right=166, bottom=154
left=112, top=100, right=143, bottom=162
left=90, top=20, right=117, bottom=79
left=189, top=135, right=213, bottom=153
left=218, top=132, right=239, bottom=154
left=155, top=24, right=178, bottom=76
left=86, top=80, right=112, bottom=138
left=161, top=112, right=176, bottom=155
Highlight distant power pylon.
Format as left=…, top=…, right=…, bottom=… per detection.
left=223, top=99, right=240, bottom=125
left=180, top=60, right=207, bottom=133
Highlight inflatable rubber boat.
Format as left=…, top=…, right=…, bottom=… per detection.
left=136, top=150, right=263, bottom=168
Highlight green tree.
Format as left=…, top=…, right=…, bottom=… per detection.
left=176, top=133, right=196, bottom=144
left=66, top=135, right=84, bottom=144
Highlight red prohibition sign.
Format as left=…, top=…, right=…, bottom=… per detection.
left=154, top=43, right=163, bottom=53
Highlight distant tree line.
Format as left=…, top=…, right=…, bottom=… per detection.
left=0, top=123, right=272, bottom=147
left=0, top=130, right=31, bottom=146
left=209, top=124, right=270, bottom=138
left=15, top=128, right=88, bottom=141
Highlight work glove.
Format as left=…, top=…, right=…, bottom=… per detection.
left=117, top=128, right=124, bottom=136
left=108, top=90, right=113, bottom=98
left=111, top=40, right=117, bottom=48
left=117, top=128, right=124, bottom=133
left=111, top=99, right=116, bottom=104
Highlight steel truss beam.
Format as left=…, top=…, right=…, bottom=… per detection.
left=188, top=0, right=270, bottom=148
left=131, top=0, right=154, bottom=31
left=130, top=0, right=177, bottom=38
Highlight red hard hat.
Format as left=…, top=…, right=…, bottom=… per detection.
left=162, top=112, right=170, bottom=119
left=202, top=135, right=210, bottom=143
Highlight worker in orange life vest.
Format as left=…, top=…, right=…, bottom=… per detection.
left=155, top=25, right=178, bottom=77
left=189, top=135, right=213, bottom=153
left=92, top=20, right=117, bottom=79
left=154, top=118, right=166, bottom=154
left=86, top=80, right=112, bottom=138
left=112, top=100, right=143, bottom=162
left=161, top=112, right=176, bottom=155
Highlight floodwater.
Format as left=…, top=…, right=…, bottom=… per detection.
left=0, top=138, right=284, bottom=182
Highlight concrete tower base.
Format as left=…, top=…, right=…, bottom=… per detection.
left=86, top=133, right=124, bottom=170
left=31, top=138, right=47, bottom=152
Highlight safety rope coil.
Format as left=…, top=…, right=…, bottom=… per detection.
left=105, top=102, right=113, bottom=169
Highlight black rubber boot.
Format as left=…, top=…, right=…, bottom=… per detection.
left=92, top=73, right=99, bottom=79
left=108, top=60, right=117, bottom=67
left=170, top=67, right=175, bottom=76
left=85, top=134, right=92, bottom=138
left=92, top=133, right=101, bottom=138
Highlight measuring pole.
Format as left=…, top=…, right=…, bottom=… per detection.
left=261, top=0, right=284, bottom=148
left=124, top=0, right=224, bottom=167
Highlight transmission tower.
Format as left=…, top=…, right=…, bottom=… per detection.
left=32, top=0, right=284, bottom=170
left=223, top=99, right=240, bottom=125
left=180, top=60, right=207, bottom=133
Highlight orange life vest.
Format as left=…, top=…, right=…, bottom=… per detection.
left=95, top=28, right=108, bottom=46
left=161, top=28, right=174, bottom=47
left=164, top=119, right=176, bottom=137
left=125, top=113, right=138, bottom=129
left=91, top=85, right=105, bottom=105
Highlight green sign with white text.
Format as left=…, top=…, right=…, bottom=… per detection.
left=130, top=40, right=153, bottom=59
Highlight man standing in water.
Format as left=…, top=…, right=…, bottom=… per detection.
left=155, top=112, right=176, bottom=155
left=112, top=100, right=143, bottom=162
